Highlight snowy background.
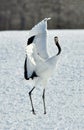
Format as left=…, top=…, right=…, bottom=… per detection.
left=0, top=30, right=84, bottom=130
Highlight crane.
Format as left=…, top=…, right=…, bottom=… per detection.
left=24, top=18, right=61, bottom=114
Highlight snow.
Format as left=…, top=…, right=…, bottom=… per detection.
left=0, top=30, right=84, bottom=130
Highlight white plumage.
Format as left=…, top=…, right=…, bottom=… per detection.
left=24, top=18, right=61, bottom=114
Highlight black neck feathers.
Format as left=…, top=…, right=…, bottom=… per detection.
left=56, top=41, right=61, bottom=55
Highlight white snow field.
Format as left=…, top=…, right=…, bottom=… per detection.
left=0, top=30, right=84, bottom=130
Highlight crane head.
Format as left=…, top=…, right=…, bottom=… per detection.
left=54, top=36, right=58, bottom=43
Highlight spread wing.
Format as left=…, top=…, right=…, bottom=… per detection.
left=27, top=18, right=51, bottom=59
left=24, top=18, right=51, bottom=79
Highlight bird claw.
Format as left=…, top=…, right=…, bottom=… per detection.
left=44, top=111, right=46, bottom=114
left=32, top=109, right=36, bottom=115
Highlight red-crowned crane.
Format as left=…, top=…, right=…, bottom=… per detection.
left=24, top=18, right=61, bottom=115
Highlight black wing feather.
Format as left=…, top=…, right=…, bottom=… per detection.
left=24, top=55, right=29, bottom=80
left=24, top=55, right=38, bottom=80
left=27, top=36, right=35, bottom=45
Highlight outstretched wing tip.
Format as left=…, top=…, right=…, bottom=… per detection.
left=27, top=17, right=50, bottom=59
left=44, top=17, right=51, bottom=21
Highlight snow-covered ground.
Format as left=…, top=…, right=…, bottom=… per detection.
left=0, top=30, right=84, bottom=130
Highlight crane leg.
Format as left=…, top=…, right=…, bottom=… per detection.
left=29, top=86, right=35, bottom=115
left=42, top=89, right=46, bottom=114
